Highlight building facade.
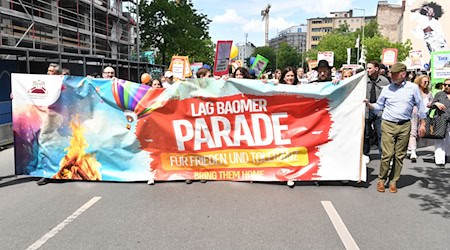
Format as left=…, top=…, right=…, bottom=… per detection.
left=1, top=0, right=137, bottom=60
left=269, top=25, right=307, bottom=53
left=0, top=0, right=162, bottom=81
left=236, top=42, right=256, bottom=63
left=376, top=0, right=405, bottom=43
left=306, top=18, right=333, bottom=50
left=306, top=10, right=375, bottom=50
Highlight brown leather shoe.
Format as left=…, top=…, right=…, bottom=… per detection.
left=389, top=183, right=397, bottom=193
left=377, top=181, right=385, bottom=192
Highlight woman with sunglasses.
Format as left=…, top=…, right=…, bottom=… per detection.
left=430, top=78, right=450, bottom=168
left=408, top=75, right=433, bottom=162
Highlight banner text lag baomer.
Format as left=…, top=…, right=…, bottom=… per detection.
left=12, top=73, right=367, bottom=182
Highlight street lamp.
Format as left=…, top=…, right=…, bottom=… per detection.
left=353, top=8, right=365, bottom=64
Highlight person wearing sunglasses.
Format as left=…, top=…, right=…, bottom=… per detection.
left=431, top=78, right=450, bottom=168
left=408, top=75, right=433, bottom=162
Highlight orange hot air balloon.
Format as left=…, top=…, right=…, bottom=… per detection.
left=141, top=73, right=151, bottom=84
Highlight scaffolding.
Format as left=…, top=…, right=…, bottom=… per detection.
left=1, top=0, right=138, bottom=59
left=0, top=0, right=163, bottom=79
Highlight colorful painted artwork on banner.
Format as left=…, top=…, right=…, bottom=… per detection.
left=12, top=73, right=367, bottom=183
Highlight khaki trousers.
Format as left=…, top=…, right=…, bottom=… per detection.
left=379, top=120, right=411, bottom=184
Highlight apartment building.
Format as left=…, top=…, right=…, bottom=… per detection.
left=269, top=25, right=307, bottom=53
left=306, top=10, right=375, bottom=50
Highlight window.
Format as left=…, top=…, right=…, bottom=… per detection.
left=312, top=28, right=321, bottom=32
left=312, top=36, right=321, bottom=41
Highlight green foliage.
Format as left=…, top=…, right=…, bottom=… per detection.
left=362, top=20, right=381, bottom=38
left=333, top=23, right=351, bottom=34
left=139, top=0, right=214, bottom=66
left=364, top=36, right=412, bottom=62
left=304, top=49, right=318, bottom=61
left=251, top=46, right=276, bottom=72
left=276, top=43, right=300, bottom=70
left=304, top=20, right=412, bottom=68
left=316, top=32, right=357, bottom=68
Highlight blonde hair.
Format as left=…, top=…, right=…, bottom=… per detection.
left=414, top=75, right=430, bottom=94
left=341, top=69, right=353, bottom=79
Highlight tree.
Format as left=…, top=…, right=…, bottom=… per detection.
left=364, top=36, right=412, bottom=62
left=357, top=20, right=380, bottom=39
left=276, top=43, right=300, bottom=70
left=251, top=46, right=276, bottom=72
left=305, top=21, right=412, bottom=68
left=315, top=32, right=357, bottom=68
left=333, top=23, right=351, bottom=34
left=139, top=0, right=214, bottom=66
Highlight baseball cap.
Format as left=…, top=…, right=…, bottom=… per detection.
left=390, top=63, right=407, bottom=73
left=164, top=71, right=174, bottom=78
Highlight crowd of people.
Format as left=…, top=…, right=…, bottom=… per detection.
left=41, top=59, right=450, bottom=190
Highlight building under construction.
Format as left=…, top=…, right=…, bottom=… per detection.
left=0, top=0, right=163, bottom=147
left=0, top=0, right=162, bottom=78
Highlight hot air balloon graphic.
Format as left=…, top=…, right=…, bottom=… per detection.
left=112, top=79, right=165, bottom=130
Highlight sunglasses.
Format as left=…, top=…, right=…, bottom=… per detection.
left=422, top=81, right=429, bottom=83
left=444, top=84, right=450, bottom=87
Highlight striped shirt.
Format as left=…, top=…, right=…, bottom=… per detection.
left=372, top=80, right=426, bottom=122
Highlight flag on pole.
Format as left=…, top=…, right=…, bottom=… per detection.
left=347, top=48, right=351, bottom=65
left=355, top=35, right=360, bottom=48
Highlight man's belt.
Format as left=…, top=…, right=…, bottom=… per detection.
left=384, top=119, right=410, bottom=125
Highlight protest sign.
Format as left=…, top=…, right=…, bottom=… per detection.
left=318, top=51, right=334, bottom=67
left=250, top=54, right=269, bottom=78
left=231, top=60, right=243, bottom=73
left=381, top=48, right=398, bottom=66
left=431, top=51, right=450, bottom=94
left=190, top=62, right=203, bottom=76
left=169, top=56, right=192, bottom=79
left=409, top=50, right=423, bottom=69
left=213, top=40, right=233, bottom=76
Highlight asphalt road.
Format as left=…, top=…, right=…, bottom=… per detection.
left=1, top=145, right=449, bottom=250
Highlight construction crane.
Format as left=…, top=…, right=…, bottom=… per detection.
left=261, top=4, right=271, bottom=46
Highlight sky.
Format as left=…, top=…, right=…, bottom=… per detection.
left=190, top=0, right=403, bottom=47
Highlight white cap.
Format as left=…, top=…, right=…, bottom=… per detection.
left=164, top=71, right=174, bottom=78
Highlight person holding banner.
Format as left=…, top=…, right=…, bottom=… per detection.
left=273, top=69, right=282, bottom=83
left=363, top=61, right=390, bottom=164
left=47, top=63, right=61, bottom=75
left=365, top=63, right=427, bottom=193
left=310, top=60, right=332, bottom=83
left=162, top=71, right=175, bottom=88
left=341, top=69, right=354, bottom=79
left=431, top=78, right=450, bottom=168
left=196, top=67, right=211, bottom=78
left=232, top=67, right=252, bottom=79
left=279, top=67, right=298, bottom=85
left=102, top=67, right=116, bottom=79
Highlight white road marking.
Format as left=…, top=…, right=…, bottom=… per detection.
left=321, top=201, right=360, bottom=250
left=26, top=196, right=102, bottom=250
